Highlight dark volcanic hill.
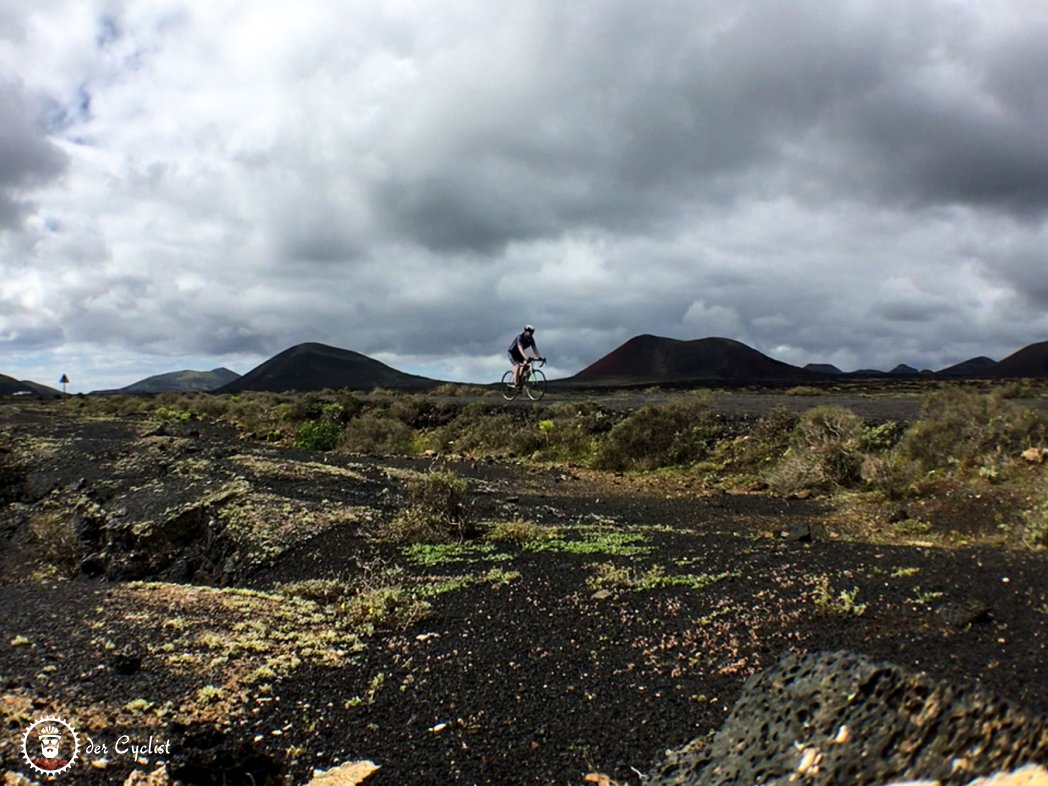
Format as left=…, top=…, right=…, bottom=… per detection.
left=0, top=374, right=31, bottom=396
left=568, top=335, right=813, bottom=385
left=218, top=342, right=441, bottom=393
left=889, top=364, right=920, bottom=376
left=805, top=363, right=843, bottom=375
left=0, top=374, right=60, bottom=396
left=95, top=368, right=240, bottom=395
left=990, top=340, right=1048, bottom=378
left=936, top=356, right=998, bottom=378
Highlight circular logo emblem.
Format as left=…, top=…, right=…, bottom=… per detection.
left=21, top=716, right=80, bottom=777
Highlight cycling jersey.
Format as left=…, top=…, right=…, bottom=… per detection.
left=508, top=332, right=535, bottom=354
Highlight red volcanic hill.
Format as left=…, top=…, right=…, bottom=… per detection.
left=218, top=343, right=442, bottom=393
left=568, top=335, right=813, bottom=385
left=990, top=340, right=1048, bottom=378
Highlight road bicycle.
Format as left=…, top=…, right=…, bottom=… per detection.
left=501, top=357, right=546, bottom=401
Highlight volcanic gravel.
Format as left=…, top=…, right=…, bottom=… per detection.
left=1, top=399, right=1046, bottom=786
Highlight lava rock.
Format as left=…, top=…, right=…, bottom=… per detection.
left=111, top=645, right=143, bottom=675
left=648, top=650, right=1048, bottom=786
left=936, top=598, right=993, bottom=629
left=781, top=523, right=813, bottom=543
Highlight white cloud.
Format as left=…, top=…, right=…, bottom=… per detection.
left=2, top=0, right=1048, bottom=391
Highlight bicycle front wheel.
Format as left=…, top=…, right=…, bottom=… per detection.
left=525, top=369, right=546, bottom=401
left=501, top=370, right=519, bottom=400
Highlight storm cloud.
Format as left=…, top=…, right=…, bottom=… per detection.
left=0, top=82, right=68, bottom=228
left=2, top=0, right=1048, bottom=391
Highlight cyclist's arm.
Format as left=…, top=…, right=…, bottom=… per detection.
left=531, top=344, right=541, bottom=359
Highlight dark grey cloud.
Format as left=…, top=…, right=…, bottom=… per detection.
left=5, top=0, right=1048, bottom=391
left=363, top=0, right=1048, bottom=260
left=0, top=81, right=68, bottom=229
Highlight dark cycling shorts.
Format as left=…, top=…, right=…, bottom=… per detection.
left=509, top=349, right=526, bottom=364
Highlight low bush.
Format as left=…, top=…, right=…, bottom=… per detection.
left=765, top=451, right=832, bottom=495
left=1022, top=499, right=1048, bottom=550
left=898, top=387, right=1048, bottom=477
left=857, top=421, right=907, bottom=453
left=764, top=405, right=864, bottom=495
left=795, top=405, right=864, bottom=451
left=812, top=575, right=868, bottom=617
left=485, top=518, right=557, bottom=544
left=429, top=407, right=524, bottom=456
left=527, top=405, right=602, bottom=461
left=294, top=421, right=342, bottom=451
left=342, top=586, right=431, bottom=632
left=859, top=453, right=925, bottom=499
left=28, top=511, right=80, bottom=575
left=383, top=471, right=476, bottom=543
left=593, top=395, right=720, bottom=471
left=711, top=407, right=799, bottom=476
left=340, top=415, right=414, bottom=455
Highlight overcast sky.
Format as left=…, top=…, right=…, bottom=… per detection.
left=3, top=0, right=1048, bottom=392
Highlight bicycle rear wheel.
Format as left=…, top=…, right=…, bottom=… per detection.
left=525, top=369, right=546, bottom=401
left=501, top=370, right=519, bottom=400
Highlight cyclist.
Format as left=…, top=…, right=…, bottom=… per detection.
left=508, top=324, right=543, bottom=388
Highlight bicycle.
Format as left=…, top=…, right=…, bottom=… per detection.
left=502, top=357, right=547, bottom=401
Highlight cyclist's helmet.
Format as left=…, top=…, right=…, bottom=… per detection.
left=524, top=324, right=535, bottom=332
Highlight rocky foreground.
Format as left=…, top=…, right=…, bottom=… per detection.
left=1, top=400, right=1046, bottom=784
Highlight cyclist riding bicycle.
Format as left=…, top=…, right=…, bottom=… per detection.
left=508, top=324, right=543, bottom=388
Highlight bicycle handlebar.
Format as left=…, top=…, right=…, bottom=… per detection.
left=525, top=357, right=546, bottom=367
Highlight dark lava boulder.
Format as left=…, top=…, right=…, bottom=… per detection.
left=648, top=650, right=1048, bottom=786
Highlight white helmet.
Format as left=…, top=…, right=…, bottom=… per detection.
left=524, top=324, right=535, bottom=332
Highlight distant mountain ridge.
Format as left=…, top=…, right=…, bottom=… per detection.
left=9, top=336, right=1048, bottom=398
left=218, top=342, right=443, bottom=393
left=569, top=335, right=1048, bottom=386
left=567, top=335, right=814, bottom=384
left=94, top=368, right=240, bottom=395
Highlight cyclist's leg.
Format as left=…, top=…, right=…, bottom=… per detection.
left=509, top=350, right=524, bottom=386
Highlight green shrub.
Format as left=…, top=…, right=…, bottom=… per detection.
left=431, top=408, right=523, bottom=456
left=812, top=575, right=868, bottom=617
left=997, top=380, right=1037, bottom=399
left=340, top=415, right=414, bottom=455
left=294, top=421, right=342, bottom=451
left=485, top=518, right=557, bottom=544
left=342, top=586, right=431, bottom=632
left=764, top=406, right=864, bottom=494
left=223, top=393, right=285, bottom=435
left=527, top=407, right=600, bottom=461
left=593, top=396, right=720, bottom=471
left=383, top=471, right=475, bottom=543
left=275, top=579, right=352, bottom=603
left=858, top=421, right=906, bottom=453
left=28, top=511, right=80, bottom=576
left=765, top=451, right=830, bottom=495
left=153, top=405, right=192, bottom=422
left=859, top=453, right=924, bottom=499
left=796, top=405, right=863, bottom=451
left=899, top=387, right=1048, bottom=475
left=1022, top=499, right=1048, bottom=550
